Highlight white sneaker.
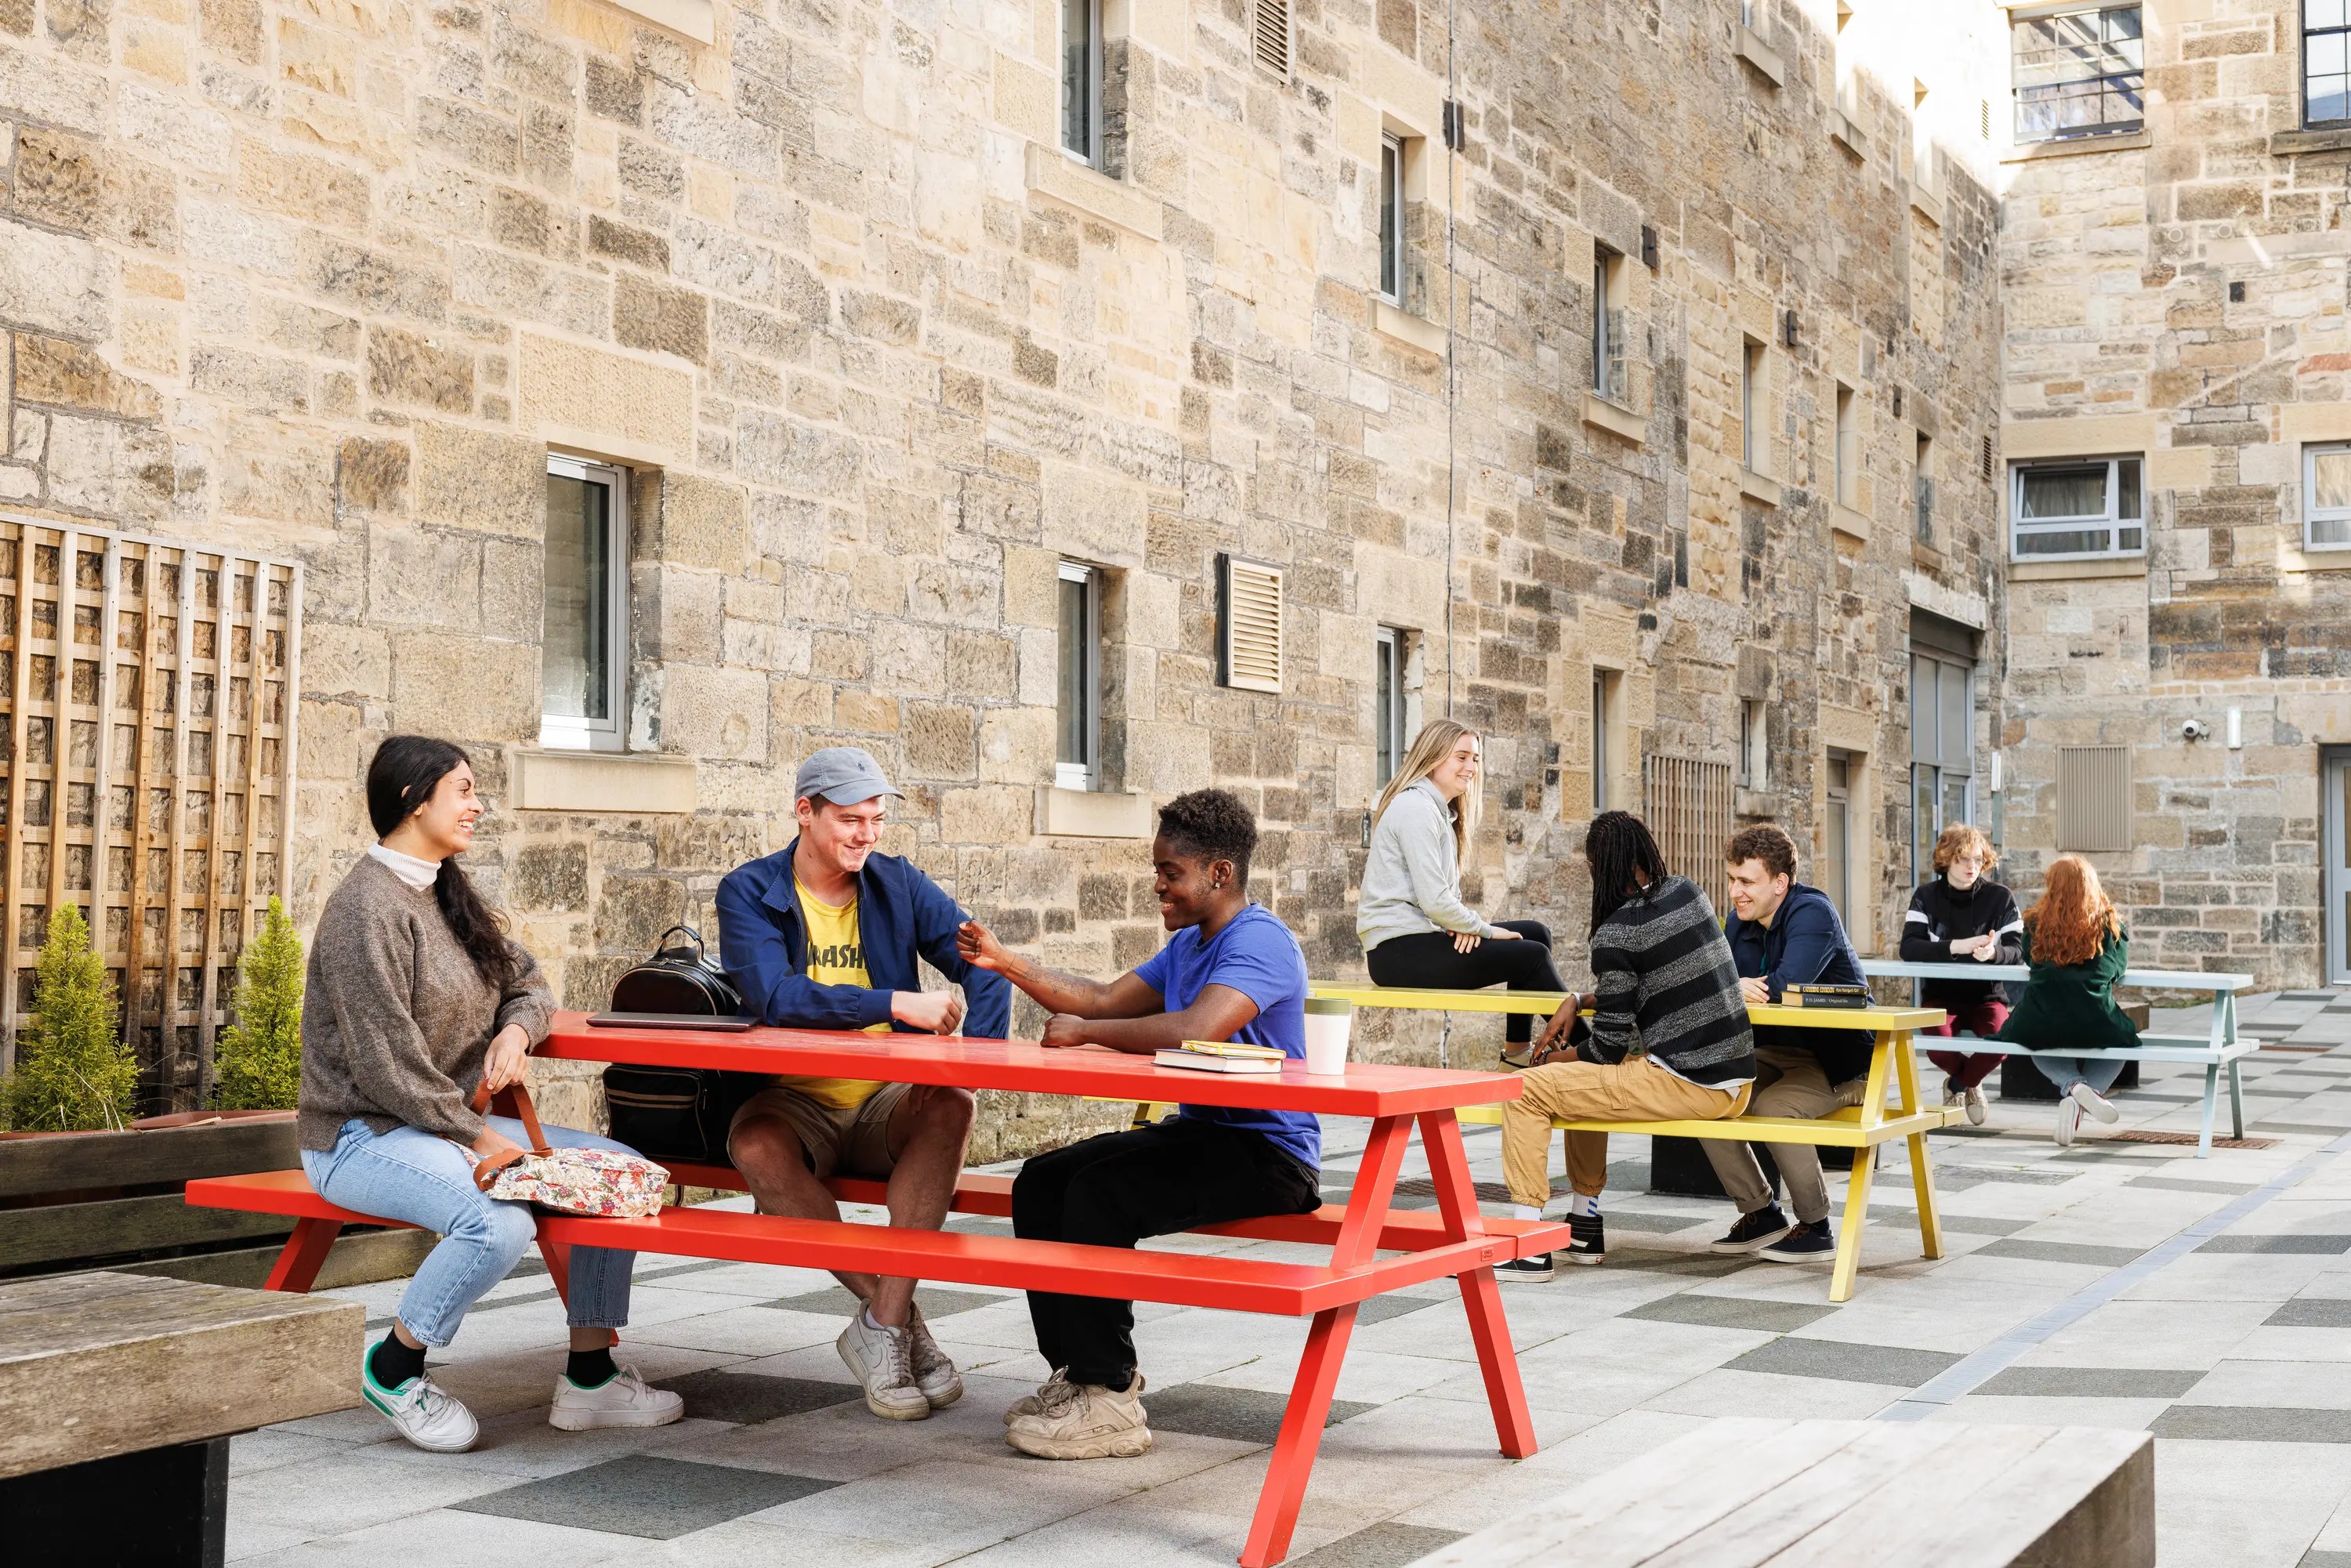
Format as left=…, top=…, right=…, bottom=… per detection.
left=1962, top=1085, right=1989, bottom=1126
left=549, top=1363, right=686, bottom=1431
left=2069, top=1081, right=2120, bottom=1125
left=2054, top=1098, right=2081, bottom=1147
left=362, top=1361, right=478, bottom=1454
left=1005, top=1374, right=1151, bottom=1460
left=838, top=1315, right=930, bottom=1421
left=1005, top=1368, right=1073, bottom=1425
left=904, top=1304, right=965, bottom=1410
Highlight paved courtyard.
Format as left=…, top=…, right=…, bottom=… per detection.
left=225, top=990, right=2351, bottom=1566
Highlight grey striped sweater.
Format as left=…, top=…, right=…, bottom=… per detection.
left=1578, top=875, right=1756, bottom=1087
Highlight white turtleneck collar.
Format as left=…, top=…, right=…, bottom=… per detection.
left=368, top=843, right=440, bottom=890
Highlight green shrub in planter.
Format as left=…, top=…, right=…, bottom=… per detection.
left=5, top=901, right=135, bottom=1132
left=214, top=896, right=304, bottom=1111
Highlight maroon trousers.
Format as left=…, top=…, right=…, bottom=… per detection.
left=1924, top=998, right=2010, bottom=1092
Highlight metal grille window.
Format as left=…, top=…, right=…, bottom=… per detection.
left=1062, top=0, right=1099, bottom=163
left=1911, top=628, right=1976, bottom=882
left=1378, top=136, right=1404, bottom=304
left=2012, top=5, right=2143, bottom=142
left=2311, top=0, right=2351, bottom=125
left=1056, top=562, right=1099, bottom=791
left=2011, top=455, right=2143, bottom=559
left=542, top=456, right=628, bottom=752
left=2056, top=745, right=2132, bottom=853
left=1253, top=0, right=1289, bottom=75
left=1374, top=627, right=1407, bottom=787
left=2306, top=443, right=2351, bottom=549
left=1592, top=249, right=1626, bottom=401
left=1643, top=755, right=1733, bottom=918
left=1218, top=555, right=1284, bottom=693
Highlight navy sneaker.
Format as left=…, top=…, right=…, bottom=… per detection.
left=1712, top=1203, right=1793, bottom=1254
left=1759, top=1219, right=1835, bottom=1262
left=1563, top=1212, right=1605, bottom=1266
left=1495, top=1252, right=1555, bottom=1283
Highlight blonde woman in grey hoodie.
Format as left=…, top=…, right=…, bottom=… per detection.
left=1359, top=719, right=1567, bottom=1063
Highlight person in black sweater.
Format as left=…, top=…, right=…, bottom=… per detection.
left=1900, top=824, right=2022, bottom=1127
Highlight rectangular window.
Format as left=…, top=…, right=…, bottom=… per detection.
left=1823, top=751, right=1854, bottom=929
left=1378, top=135, right=1404, bottom=304
left=1741, top=339, right=1764, bottom=472
left=1914, top=433, right=1934, bottom=541
left=1835, top=385, right=1858, bottom=509
left=2010, top=454, right=2144, bottom=559
left=1739, top=699, right=1767, bottom=790
left=2310, top=0, right=2351, bottom=126
left=1061, top=0, right=1099, bottom=164
left=2306, top=443, right=2351, bottom=549
left=1592, top=668, right=1619, bottom=813
left=1910, top=624, right=1976, bottom=881
left=1056, top=562, right=1099, bottom=791
left=2012, top=5, right=2144, bottom=142
left=542, top=455, right=628, bottom=751
left=1218, top=555, right=1284, bottom=693
left=1375, top=628, right=1407, bottom=787
left=1592, top=249, right=1625, bottom=400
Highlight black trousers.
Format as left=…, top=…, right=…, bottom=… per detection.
left=1364, top=919, right=1567, bottom=1043
left=1011, top=1118, right=1321, bottom=1389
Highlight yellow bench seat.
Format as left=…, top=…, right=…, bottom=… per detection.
left=1455, top=1102, right=1964, bottom=1146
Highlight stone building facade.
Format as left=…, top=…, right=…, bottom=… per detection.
left=0, top=0, right=2009, bottom=1141
left=1998, top=0, right=2351, bottom=990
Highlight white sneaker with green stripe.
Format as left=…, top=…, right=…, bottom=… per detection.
left=362, top=1357, right=478, bottom=1453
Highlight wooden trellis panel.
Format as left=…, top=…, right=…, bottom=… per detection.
left=1643, top=755, right=1734, bottom=918
left=0, top=516, right=302, bottom=1110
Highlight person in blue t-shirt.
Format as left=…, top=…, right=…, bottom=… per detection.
left=955, top=788, right=1319, bottom=1462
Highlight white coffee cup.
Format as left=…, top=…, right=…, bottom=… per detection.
left=1302, top=998, right=1353, bottom=1076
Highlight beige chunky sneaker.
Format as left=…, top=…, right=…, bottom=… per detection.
left=904, top=1304, right=965, bottom=1410
left=837, top=1314, right=931, bottom=1421
left=1004, top=1367, right=1073, bottom=1425
left=1005, top=1374, right=1151, bottom=1460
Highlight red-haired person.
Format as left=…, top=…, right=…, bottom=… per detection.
left=1900, top=824, right=2022, bottom=1126
left=1994, top=855, right=2139, bottom=1146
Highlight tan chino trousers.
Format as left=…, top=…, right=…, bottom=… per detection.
left=1502, top=1056, right=1751, bottom=1210
left=1701, top=1046, right=1839, bottom=1225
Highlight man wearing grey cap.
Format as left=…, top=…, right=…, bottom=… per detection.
left=715, top=747, right=1010, bottom=1423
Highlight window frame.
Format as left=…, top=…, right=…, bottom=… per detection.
left=538, top=453, right=630, bottom=754
left=1374, top=626, right=1408, bottom=787
left=2009, top=2, right=2146, bottom=144
left=2305, top=441, right=2351, bottom=550
left=1834, top=383, right=1859, bottom=509
left=1592, top=248, right=1625, bottom=402
left=1378, top=134, right=1405, bottom=305
left=2309, top=0, right=2351, bottom=129
left=1823, top=749, right=1855, bottom=929
left=1909, top=644, right=1976, bottom=883
left=1741, top=338, right=1765, bottom=473
left=2008, top=453, right=2146, bottom=562
left=1056, top=561, right=1102, bottom=792
left=1592, top=668, right=1619, bottom=814
left=1061, top=0, right=1102, bottom=166
left=1914, top=432, right=1934, bottom=543
left=1739, top=698, right=1767, bottom=790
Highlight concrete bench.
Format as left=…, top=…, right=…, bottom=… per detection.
left=0, top=1269, right=359, bottom=1566
left=1862, top=960, right=2257, bottom=1154
left=1409, top=1416, right=2153, bottom=1567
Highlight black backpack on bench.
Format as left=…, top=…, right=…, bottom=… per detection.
left=602, top=925, right=745, bottom=1164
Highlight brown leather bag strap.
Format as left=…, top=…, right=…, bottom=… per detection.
left=472, top=1145, right=526, bottom=1192
left=469, top=1080, right=553, bottom=1156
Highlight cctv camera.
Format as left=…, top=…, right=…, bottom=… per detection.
left=2182, top=719, right=2208, bottom=742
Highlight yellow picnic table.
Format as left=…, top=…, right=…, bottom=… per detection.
left=1310, top=986, right=1958, bottom=1302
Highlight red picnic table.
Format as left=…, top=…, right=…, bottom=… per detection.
left=190, top=1014, right=1563, bottom=1566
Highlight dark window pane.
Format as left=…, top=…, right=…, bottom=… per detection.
left=1057, top=575, right=1089, bottom=768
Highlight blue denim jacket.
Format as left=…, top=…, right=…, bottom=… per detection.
left=715, top=842, right=1012, bottom=1037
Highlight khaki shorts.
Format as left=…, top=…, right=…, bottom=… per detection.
left=727, top=1080, right=911, bottom=1181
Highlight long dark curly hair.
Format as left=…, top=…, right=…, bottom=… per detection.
left=365, top=736, right=519, bottom=990
left=1585, top=810, right=1670, bottom=936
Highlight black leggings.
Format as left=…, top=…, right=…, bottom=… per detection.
left=1364, top=919, right=1567, bottom=1044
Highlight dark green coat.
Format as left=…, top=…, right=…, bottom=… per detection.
left=1993, top=924, right=2138, bottom=1052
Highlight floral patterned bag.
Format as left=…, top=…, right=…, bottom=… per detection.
left=468, top=1084, right=668, bottom=1219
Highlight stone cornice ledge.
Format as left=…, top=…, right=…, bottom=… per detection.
left=1738, top=468, right=1781, bottom=507
left=2003, top=128, right=2150, bottom=162
left=1829, top=109, right=1867, bottom=158
left=1373, top=300, right=1447, bottom=356
left=2006, top=556, right=2147, bottom=584
left=1831, top=502, right=1871, bottom=541
left=1734, top=27, right=1784, bottom=88
left=2272, top=126, right=2351, bottom=157
left=1038, top=787, right=1154, bottom=838
left=514, top=750, right=698, bottom=813
left=603, top=0, right=713, bottom=45
left=1908, top=180, right=1946, bottom=226
left=1024, top=145, right=1164, bottom=241
left=1581, top=390, right=1646, bottom=445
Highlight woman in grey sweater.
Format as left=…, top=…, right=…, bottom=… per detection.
left=298, top=735, right=683, bottom=1453
left=1358, top=719, right=1567, bottom=1059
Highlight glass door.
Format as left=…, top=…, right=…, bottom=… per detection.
left=2328, top=748, right=2351, bottom=987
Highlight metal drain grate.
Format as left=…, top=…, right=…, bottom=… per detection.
left=2106, top=1129, right=2277, bottom=1150
left=1390, top=1177, right=1517, bottom=1204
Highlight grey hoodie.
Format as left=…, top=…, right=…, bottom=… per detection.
left=1357, top=778, right=1505, bottom=950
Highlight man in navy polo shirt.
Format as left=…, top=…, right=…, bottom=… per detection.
left=955, top=788, right=1319, bottom=1461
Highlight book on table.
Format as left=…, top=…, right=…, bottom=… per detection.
left=1154, top=1041, right=1287, bottom=1074
left=1781, top=983, right=1873, bottom=1009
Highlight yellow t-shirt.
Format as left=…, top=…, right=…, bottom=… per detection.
left=783, top=879, right=886, bottom=1110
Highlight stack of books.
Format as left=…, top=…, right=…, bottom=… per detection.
left=1154, top=1041, right=1288, bottom=1074
left=1780, top=983, right=1873, bottom=1009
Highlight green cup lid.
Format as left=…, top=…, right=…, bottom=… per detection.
left=1303, top=998, right=1354, bottom=1016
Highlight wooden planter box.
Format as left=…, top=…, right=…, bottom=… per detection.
left=0, top=1114, right=429, bottom=1287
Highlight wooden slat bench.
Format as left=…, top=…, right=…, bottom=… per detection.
left=1407, top=1416, right=2154, bottom=1568
left=1861, top=959, right=2257, bottom=1155
left=1310, top=987, right=1962, bottom=1302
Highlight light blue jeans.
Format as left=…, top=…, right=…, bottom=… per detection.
left=301, top=1115, right=639, bottom=1347
left=2033, top=1056, right=2126, bottom=1096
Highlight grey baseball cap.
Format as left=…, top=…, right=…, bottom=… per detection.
left=795, top=747, right=903, bottom=807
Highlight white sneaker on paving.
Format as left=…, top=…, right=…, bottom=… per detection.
left=904, top=1304, right=965, bottom=1410
left=1005, top=1368, right=1073, bottom=1425
left=1962, top=1085, right=1989, bottom=1126
left=838, top=1315, right=931, bottom=1421
left=1005, top=1374, right=1151, bottom=1460
left=362, top=1362, right=477, bottom=1454
left=2054, top=1098, right=2081, bottom=1146
left=549, top=1363, right=686, bottom=1431
left=2069, top=1081, right=2120, bottom=1124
